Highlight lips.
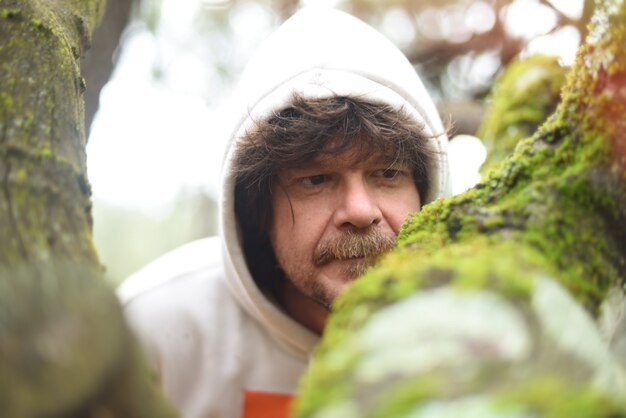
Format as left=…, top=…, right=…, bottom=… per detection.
left=325, top=254, right=381, bottom=282
left=341, top=258, right=372, bottom=278
left=344, top=254, right=366, bottom=260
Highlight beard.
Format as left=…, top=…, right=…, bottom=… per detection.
left=276, top=227, right=396, bottom=310
left=313, top=228, right=396, bottom=276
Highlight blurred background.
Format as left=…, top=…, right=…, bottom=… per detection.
left=84, top=0, right=591, bottom=285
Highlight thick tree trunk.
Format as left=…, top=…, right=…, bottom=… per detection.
left=0, top=1, right=175, bottom=416
left=296, top=1, right=626, bottom=417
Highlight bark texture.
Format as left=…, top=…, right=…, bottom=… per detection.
left=0, top=1, right=175, bottom=416
left=296, top=1, right=626, bottom=417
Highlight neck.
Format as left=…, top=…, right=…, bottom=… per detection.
left=278, top=280, right=328, bottom=335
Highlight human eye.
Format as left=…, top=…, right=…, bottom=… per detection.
left=301, top=174, right=328, bottom=187
left=374, top=168, right=405, bottom=180
left=381, top=169, right=401, bottom=179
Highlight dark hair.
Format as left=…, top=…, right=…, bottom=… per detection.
left=233, top=94, right=437, bottom=294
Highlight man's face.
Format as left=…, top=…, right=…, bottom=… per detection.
left=269, top=146, right=421, bottom=315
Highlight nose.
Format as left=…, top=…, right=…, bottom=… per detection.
left=333, top=178, right=382, bottom=229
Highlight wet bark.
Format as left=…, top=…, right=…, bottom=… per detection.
left=0, top=0, right=175, bottom=416
left=296, top=1, right=626, bottom=417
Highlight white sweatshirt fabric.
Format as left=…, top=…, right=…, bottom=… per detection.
left=118, top=6, right=451, bottom=418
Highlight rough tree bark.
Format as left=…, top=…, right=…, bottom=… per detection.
left=296, top=0, right=626, bottom=417
left=0, top=1, right=175, bottom=416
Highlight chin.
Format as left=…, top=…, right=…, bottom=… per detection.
left=313, top=262, right=370, bottom=306
left=325, top=275, right=355, bottom=300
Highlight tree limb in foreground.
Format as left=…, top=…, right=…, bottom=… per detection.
left=296, top=1, right=626, bottom=417
left=0, top=1, right=176, bottom=416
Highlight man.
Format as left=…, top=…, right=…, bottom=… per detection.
left=118, top=6, right=451, bottom=418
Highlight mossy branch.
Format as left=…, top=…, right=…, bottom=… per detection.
left=296, top=1, right=626, bottom=417
left=477, top=54, right=567, bottom=174
left=0, top=1, right=177, bottom=416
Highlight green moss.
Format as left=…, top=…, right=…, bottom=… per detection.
left=0, top=8, right=21, bottom=19
left=295, top=240, right=548, bottom=417
left=23, top=110, right=33, bottom=129
left=477, top=55, right=568, bottom=174
left=495, top=376, right=626, bottom=418
left=297, top=2, right=626, bottom=417
left=1, top=146, right=97, bottom=265
left=40, top=144, right=52, bottom=158
left=15, top=168, right=27, bottom=182
left=0, top=91, right=14, bottom=110
left=363, top=374, right=626, bottom=418
left=0, top=0, right=179, bottom=415
left=368, top=375, right=445, bottom=418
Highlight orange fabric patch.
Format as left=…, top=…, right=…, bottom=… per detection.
left=242, top=390, right=293, bottom=418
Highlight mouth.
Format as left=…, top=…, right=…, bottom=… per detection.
left=334, top=254, right=374, bottom=263
left=344, top=254, right=366, bottom=260
left=340, top=258, right=372, bottom=278
left=328, top=249, right=386, bottom=265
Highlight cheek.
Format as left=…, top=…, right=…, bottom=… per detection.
left=270, top=217, right=318, bottom=277
left=270, top=201, right=330, bottom=265
left=269, top=190, right=292, bottom=253
left=385, top=190, right=421, bottom=233
left=269, top=190, right=317, bottom=259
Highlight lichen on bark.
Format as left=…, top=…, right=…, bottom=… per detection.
left=295, top=1, right=626, bottom=417
left=0, top=0, right=98, bottom=265
left=0, top=0, right=176, bottom=416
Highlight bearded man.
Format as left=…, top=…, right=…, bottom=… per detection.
left=119, top=6, right=451, bottom=418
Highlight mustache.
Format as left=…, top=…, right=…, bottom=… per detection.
left=313, top=228, right=396, bottom=266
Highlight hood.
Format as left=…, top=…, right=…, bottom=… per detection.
left=219, top=6, right=452, bottom=360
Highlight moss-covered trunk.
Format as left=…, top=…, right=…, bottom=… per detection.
left=0, top=1, right=176, bottom=416
left=296, top=1, right=626, bottom=417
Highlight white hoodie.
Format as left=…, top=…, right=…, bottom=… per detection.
left=118, top=7, right=451, bottom=418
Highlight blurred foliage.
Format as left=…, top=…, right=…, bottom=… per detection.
left=347, top=0, right=593, bottom=100
left=183, top=0, right=595, bottom=108
left=108, top=0, right=596, bottom=137
left=93, top=0, right=596, bottom=123
left=94, top=191, right=217, bottom=284
left=108, top=0, right=594, bottom=136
